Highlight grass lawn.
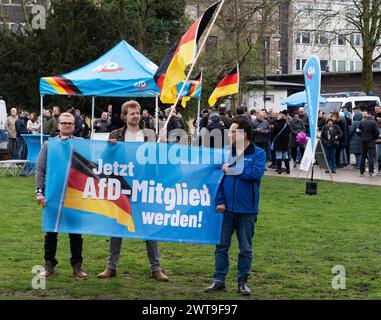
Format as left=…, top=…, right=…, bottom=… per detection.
left=0, top=176, right=380, bottom=300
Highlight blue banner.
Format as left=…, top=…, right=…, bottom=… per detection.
left=43, top=139, right=228, bottom=244
left=303, top=55, right=321, bottom=156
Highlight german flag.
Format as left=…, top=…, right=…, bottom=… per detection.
left=176, top=72, right=202, bottom=107
left=154, top=1, right=220, bottom=104
left=208, top=65, right=239, bottom=107
left=42, top=75, right=83, bottom=95
left=63, top=152, right=135, bottom=232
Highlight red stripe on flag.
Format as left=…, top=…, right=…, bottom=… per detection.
left=216, top=73, right=238, bottom=89
left=52, top=77, right=77, bottom=95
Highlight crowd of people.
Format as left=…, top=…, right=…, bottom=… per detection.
left=196, top=104, right=381, bottom=177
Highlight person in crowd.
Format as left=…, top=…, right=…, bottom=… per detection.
left=97, top=100, right=168, bottom=281
left=5, top=107, right=18, bottom=159
left=27, top=112, right=41, bottom=134
left=320, top=118, right=343, bottom=173
left=205, top=112, right=225, bottom=148
left=81, top=114, right=90, bottom=139
left=289, top=111, right=305, bottom=168
left=15, top=111, right=28, bottom=159
left=219, top=105, right=233, bottom=129
left=376, top=118, right=381, bottom=175
left=348, top=112, right=363, bottom=169
left=358, top=113, right=380, bottom=177
left=43, top=108, right=58, bottom=137
left=249, top=109, right=257, bottom=122
left=236, top=107, right=251, bottom=121
left=271, top=111, right=291, bottom=174
left=374, top=104, right=381, bottom=120
left=93, top=112, right=111, bottom=133
left=336, top=112, right=349, bottom=168
left=199, top=107, right=214, bottom=130
left=64, top=105, right=84, bottom=137
left=35, top=112, right=88, bottom=279
left=318, top=111, right=326, bottom=131
left=252, top=110, right=270, bottom=160
left=298, top=107, right=309, bottom=134
left=164, top=108, right=181, bottom=143
left=141, top=109, right=155, bottom=130
left=205, top=116, right=266, bottom=296
left=52, top=106, right=61, bottom=122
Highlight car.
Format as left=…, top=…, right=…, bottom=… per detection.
left=319, top=96, right=381, bottom=115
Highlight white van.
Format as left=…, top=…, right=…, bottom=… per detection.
left=0, top=98, right=8, bottom=150
left=320, top=96, right=381, bottom=114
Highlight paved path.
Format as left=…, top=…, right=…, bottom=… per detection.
left=265, top=163, right=381, bottom=186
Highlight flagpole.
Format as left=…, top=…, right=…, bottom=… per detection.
left=196, top=69, right=203, bottom=137
left=236, top=62, right=240, bottom=111
left=158, top=0, right=225, bottom=142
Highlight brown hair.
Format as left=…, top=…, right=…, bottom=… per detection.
left=121, top=100, right=141, bottom=122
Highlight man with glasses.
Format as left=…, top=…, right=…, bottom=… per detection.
left=35, top=112, right=88, bottom=279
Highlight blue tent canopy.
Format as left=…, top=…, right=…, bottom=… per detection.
left=281, top=90, right=327, bottom=107
left=39, top=40, right=160, bottom=97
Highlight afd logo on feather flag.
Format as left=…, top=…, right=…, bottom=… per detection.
left=43, top=139, right=225, bottom=244
left=92, top=61, right=123, bottom=73
left=305, top=65, right=316, bottom=80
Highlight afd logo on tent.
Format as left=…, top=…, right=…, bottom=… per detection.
left=92, top=61, right=123, bottom=73
left=134, top=81, right=149, bottom=91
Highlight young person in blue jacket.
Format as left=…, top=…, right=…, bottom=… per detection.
left=205, top=116, right=266, bottom=296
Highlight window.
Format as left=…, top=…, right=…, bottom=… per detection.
left=320, top=60, right=328, bottom=72
left=296, top=31, right=311, bottom=44
left=315, top=32, right=329, bottom=45
left=338, top=60, right=346, bottom=72
left=355, top=61, right=363, bottom=71
left=350, top=34, right=362, bottom=46
left=296, top=59, right=307, bottom=71
left=335, top=34, right=346, bottom=45
left=373, top=62, right=381, bottom=70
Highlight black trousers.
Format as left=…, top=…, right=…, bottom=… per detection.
left=44, top=232, right=83, bottom=267
left=360, top=142, right=376, bottom=175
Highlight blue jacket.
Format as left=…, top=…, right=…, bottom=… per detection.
left=215, top=143, right=266, bottom=214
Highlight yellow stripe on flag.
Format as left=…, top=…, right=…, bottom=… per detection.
left=208, top=83, right=239, bottom=107
left=160, top=41, right=195, bottom=104
left=44, top=77, right=68, bottom=95
left=64, top=188, right=135, bottom=232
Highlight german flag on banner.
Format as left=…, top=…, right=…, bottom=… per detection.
left=63, top=152, right=135, bottom=232
left=176, top=72, right=202, bottom=108
left=208, top=65, right=239, bottom=107
left=42, top=75, right=83, bottom=95
left=154, top=1, right=220, bottom=104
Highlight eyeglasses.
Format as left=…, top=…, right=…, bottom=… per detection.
left=59, top=122, right=75, bottom=126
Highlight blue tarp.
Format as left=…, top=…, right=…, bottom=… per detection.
left=281, top=90, right=327, bottom=107
left=39, top=40, right=160, bottom=97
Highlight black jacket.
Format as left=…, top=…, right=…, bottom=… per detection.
left=358, top=118, right=380, bottom=144
left=321, top=124, right=343, bottom=148
left=271, top=119, right=290, bottom=152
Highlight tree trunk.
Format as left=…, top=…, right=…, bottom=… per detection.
left=362, top=49, right=374, bottom=94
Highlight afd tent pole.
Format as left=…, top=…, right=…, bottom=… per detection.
left=91, top=96, right=95, bottom=139
left=155, top=95, right=159, bottom=135
left=40, top=95, right=44, bottom=145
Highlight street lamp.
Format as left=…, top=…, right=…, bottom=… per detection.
left=263, top=32, right=282, bottom=109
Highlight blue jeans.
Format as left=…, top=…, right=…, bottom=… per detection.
left=275, top=151, right=289, bottom=160
left=214, top=211, right=257, bottom=283
left=16, top=137, right=26, bottom=160
left=354, top=153, right=361, bottom=168
left=324, top=145, right=336, bottom=172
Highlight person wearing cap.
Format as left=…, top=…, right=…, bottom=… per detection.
left=205, top=112, right=225, bottom=148
left=64, top=105, right=84, bottom=137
